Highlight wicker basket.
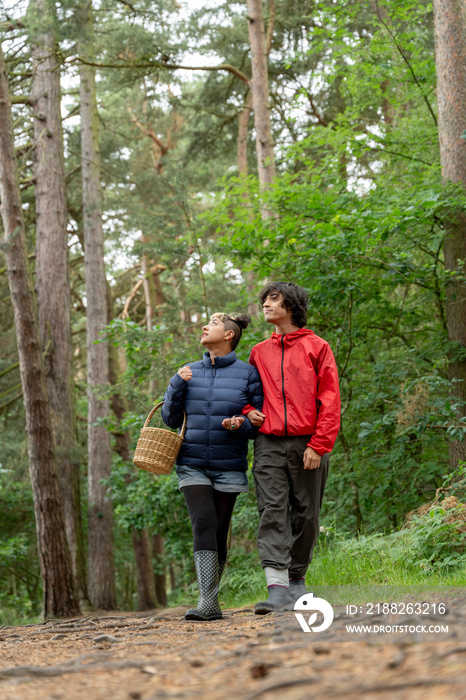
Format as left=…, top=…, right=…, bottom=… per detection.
left=133, top=402, right=187, bottom=475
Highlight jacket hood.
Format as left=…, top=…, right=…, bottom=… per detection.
left=202, top=350, right=237, bottom=368
left=271, top=328, right=314, bottom=347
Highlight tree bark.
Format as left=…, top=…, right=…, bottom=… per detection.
left=79, top=0, right=116, bottom=609
left=107, top=283, right=157, bottom=611
left=237, top=95, right=261, bottom=316
left=132, top=529, right=157, bottom=610
left=237, top=93, right=253, bottom=179
left=29, top=0, right=88, bottom=602
left=140, top=243, right=160, bottom=393
left=246, top=0, right=276, bottom=191
left=152, top=533, right=167, bottom=607
left=139, top=256, right=168, bottom=606
left=433, top=0, right=466, bottom=466
left=0, top=43, right=80, bottom=619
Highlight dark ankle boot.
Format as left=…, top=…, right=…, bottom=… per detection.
left=185, top=550, right=222, bottom=621
left=289, top=577, right=308, bottom=603
left=254, top=585, right=294, bottom=615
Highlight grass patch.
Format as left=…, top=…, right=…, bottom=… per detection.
left=215, top=525, right=466, bottom=609
left=310, top=532, right=466, bottom=587
left=0, top=607, right=41, bottom=627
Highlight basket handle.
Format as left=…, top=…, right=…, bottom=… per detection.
left=144, top=401, right=187, bottom=439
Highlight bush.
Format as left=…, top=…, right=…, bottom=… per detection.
left=404, top=502, right=466, bottom=572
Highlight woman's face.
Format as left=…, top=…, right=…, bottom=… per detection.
left=200, top=316, right=230, bottom=348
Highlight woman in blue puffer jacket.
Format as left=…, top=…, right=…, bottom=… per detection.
left=162, top=312, right=263, bottom=622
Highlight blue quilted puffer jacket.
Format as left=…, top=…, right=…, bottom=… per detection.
left=161, top=351, right=263, bottom=471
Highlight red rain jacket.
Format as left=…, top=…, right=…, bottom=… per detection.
left=242, top=328, right=340, bottom=455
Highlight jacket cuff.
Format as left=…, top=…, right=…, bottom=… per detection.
left=241, top=404, right=256, bottom=416
left=235, top=417, right=253, bottom=437
left=171, top=373, right=187, bottom=389
left=306, top=439, right=326, bottom=456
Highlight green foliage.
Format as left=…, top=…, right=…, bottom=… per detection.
left=404, top=507, right=466, bottom=572
left=196, top=0, right=466, bottom=533
left=308, top=527, right=466, bottom=590
left=447, top=461, right=466, bottom=500
left=210, top=157, right=463, bottom=530
left=0, top=470, right=41, bottom=623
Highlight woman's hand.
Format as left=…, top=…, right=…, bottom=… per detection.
left=222, top=416, right=245, bottom=431
left=177, top=366, right=192, bottom=381
left=246, top=409, right=266, bottom=427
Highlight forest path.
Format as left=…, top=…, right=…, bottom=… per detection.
left=0, top=599, right=465, bottom=700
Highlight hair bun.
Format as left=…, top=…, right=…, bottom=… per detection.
left=231, top=313, right=251, bottom=329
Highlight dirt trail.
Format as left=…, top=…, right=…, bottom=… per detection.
left=1, top=599, right=465, bottom=700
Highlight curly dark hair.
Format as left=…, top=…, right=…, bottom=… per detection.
left=211, top=312, right=251, bottom=350
left=259, top=282, right=308, bottom=328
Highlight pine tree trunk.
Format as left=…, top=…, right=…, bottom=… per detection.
left=141, top=245, right=157, bottom=394
left=153, top=534, right=167, bottom=607
left=79, top=0, right=116, bottom=609
left=139, top=259, right=168, bottom=607
left=237, top=99, right=261, bottom=315
left=246, top=0, right=276, bottom=190
left=433, top=0, right=466, bottom=466
left=29, top=0, right=88, bottom=602
left=237, top=94, right=252, bottom=179
left=132, top=529, right=157, bottom=610
left=0, top=44, right=80, bottom=618
left=107, top=284, right=157, bottom=611
left=169, top=563, right=176, bottom=592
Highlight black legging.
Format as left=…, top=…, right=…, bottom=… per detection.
left=182, top=485, right=238, bottom=561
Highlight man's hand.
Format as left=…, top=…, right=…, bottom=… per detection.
left=303, top=447, right=322, bottom=470
left=246, top=410, right=266, bottom=427
left=222, top=416, right=245, bottom=431
left=177, top=366, right=192, bottom=381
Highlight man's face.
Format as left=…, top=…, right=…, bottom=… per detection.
left=262, top=291, right=292, bottom=325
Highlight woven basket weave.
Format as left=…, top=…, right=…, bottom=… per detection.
left=133, top=402, right=187, bottom=475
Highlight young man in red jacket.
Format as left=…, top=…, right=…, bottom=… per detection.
left=243, top=282, right=341, bottom=614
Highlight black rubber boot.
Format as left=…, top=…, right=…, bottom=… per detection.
left=185, top=550, right=223, bottom=621
left=289, top=578, right=308, bottom=603
left=254, top=585, right=295, bottom=615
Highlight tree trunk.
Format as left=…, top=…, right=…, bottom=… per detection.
left=141, top=243, right=157, bottom=394
left=107, top=283, right=157, bottom=611
left=140, top=257, right=168, bottom=606
left=237, top=93, right=253, bottom=179
left=79, top=0, right=116, bottom=609
left=433, top=0, right=466, bottom=466
left=152, top=268, right=166, bottom=312
left=132, top=529, right=157, bottom=610
left=29, top=0, right=88, bottom=602
left=0, top=43, right=80, bottom=619
left=152, top=533, right=167, bottom=607
left=169, top=563, right=176, bottom=592
left=246, top=0, right=276, bottom=191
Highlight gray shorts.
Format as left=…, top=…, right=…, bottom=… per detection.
left=176, top=464, right=248, bottom=493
